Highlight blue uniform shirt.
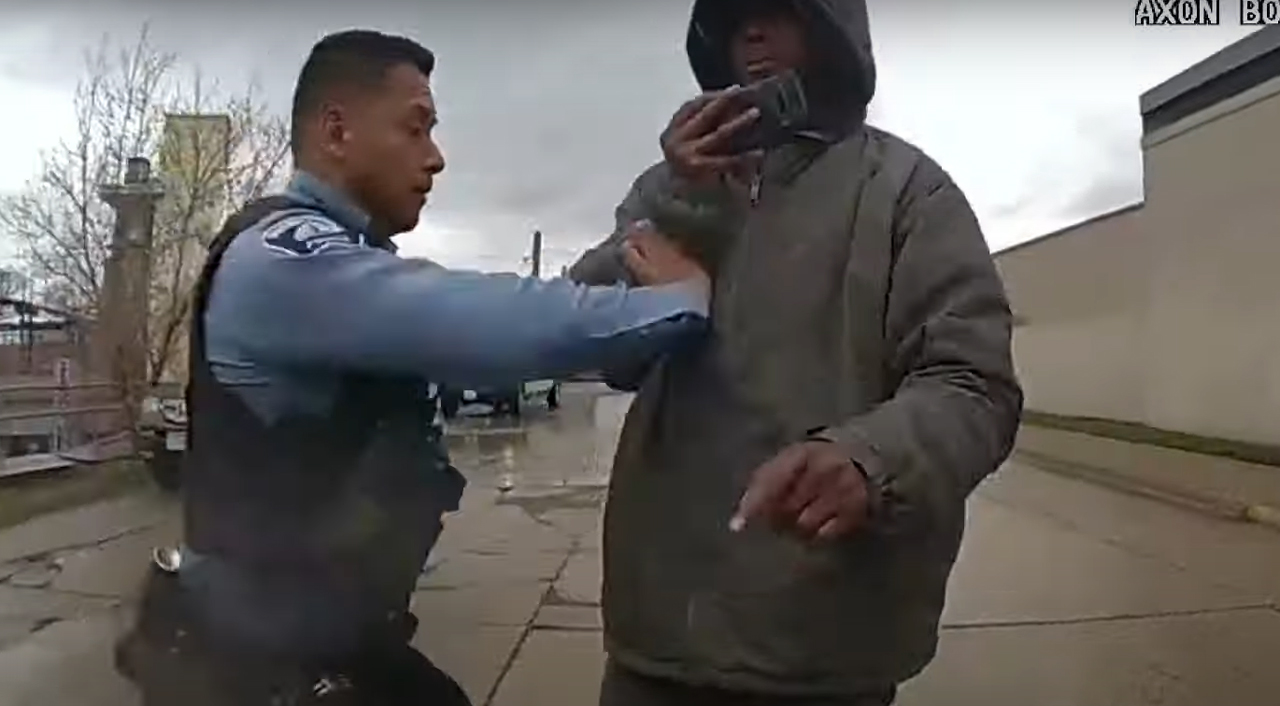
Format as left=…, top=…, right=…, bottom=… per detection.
left=204, top=171, right=709, bottom=423
left=183, top=172, right=708, bottom=650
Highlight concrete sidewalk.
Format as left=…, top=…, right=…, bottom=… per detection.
left=0, top=389, right=618, bottom=706
left=411, top=389, right=627, bottom=705
left=2, top=392, right=1280, bottom=705
left=1016, top=424, right=1280, bottom=529
left=427, top=399, right=1280, bottom=705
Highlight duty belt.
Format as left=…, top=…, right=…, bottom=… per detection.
left=144, top=544, right=418, bottom=655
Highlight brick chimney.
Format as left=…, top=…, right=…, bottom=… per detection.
left=95, top=157, right=164, bottom=414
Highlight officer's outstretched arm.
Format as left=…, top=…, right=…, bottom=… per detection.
left=209, top=215, right=707, bottom=387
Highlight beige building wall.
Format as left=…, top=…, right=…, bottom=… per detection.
left=153, top=114, right=232, bottom=384
left=999, top=74, right=1280, bottom=445
left=158, top=114, right=232, bottom=239
left=997, top=206, right=1150, bottom=424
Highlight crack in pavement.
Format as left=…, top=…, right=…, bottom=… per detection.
left=495, top=486, right=606, bottom=527
left=529, top=624, right=598, bottom=633
left=0, top=521, right=160, bottom=583
left=26, top=616, right=63, bottom=636
left=0, top=520, right=161, bottom=636
left=481, top=538, right=580, bottom=706
left=1, top=583, right=135, bottom=602
left=0, top=587, right=129, bottom=649
left=977, top=486, right=1280, bottom=604
left=941, top=603, right=1277, bottom=631
left=541, top=585, right=599, bottom=608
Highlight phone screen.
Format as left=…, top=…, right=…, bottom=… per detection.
left=720, top=72, right=809, bottom=154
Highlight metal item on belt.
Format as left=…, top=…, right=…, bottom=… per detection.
left=152, top=545, right=184, bottom=573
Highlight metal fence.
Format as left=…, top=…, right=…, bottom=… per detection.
left=0, top=378, right=130, bottom=476
left=0, top=381, right=122, bottom=422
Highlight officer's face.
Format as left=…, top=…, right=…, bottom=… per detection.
left=343, top=63, right=446, bottom=234
left=727, top=2, right=809, bottom=84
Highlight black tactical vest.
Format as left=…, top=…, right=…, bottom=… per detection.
left=181, top=197, right=462, bottom=651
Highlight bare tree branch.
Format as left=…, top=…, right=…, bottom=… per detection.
left=0, top=267, right=29, bottom=300
left=0, top=23, right=290, bottom=384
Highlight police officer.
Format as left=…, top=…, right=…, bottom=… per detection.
left=114, top=29, right=709, bottom=705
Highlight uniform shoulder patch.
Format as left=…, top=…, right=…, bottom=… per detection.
left=261, top=212, right=361, bottom=257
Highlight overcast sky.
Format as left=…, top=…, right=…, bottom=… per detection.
left=0, top=0, right=1258, bottom=273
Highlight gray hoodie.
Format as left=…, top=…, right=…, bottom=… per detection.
left=571, top=0, right=1022, bottom=695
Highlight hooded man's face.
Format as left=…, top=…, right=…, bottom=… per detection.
left=727, top=2, right=809, bottom=85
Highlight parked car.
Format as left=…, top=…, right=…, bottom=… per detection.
left=439, top=379, right=560, bottom=419
left=135, top=377, right=564, bottom=493
left=137, top=393, right=187, bottom=493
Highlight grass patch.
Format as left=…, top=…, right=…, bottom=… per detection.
left=1022, top=410, right=1280, bottom=468
left=0, top=458, right=152, bottom=531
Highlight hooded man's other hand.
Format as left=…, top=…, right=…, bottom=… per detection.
left=730, top=441, right=872, bottom=541
left=622, top=221, right=709, bottom=293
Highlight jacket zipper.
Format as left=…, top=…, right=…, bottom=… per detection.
left=749, top=168, right=763, bottom=206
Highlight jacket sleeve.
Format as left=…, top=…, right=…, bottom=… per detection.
left=569, top=163, right=743, bottom=391
left=208, top=211, right=708, bottom=389
left=567, top=165, right=668, bottom=287
left=568, top=163, right=667, bottom=391
left=813, top=161, right=1023, bottom=538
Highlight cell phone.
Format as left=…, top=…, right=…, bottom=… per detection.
left=722, top=70, right=810, bottom=154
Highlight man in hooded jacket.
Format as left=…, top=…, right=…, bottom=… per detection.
left=569, top=1, right=1023, bottom=704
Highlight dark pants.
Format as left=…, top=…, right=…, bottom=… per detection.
left=115, top=567, right=470, bottom=705
left=599, top=660, right=896, bottom=706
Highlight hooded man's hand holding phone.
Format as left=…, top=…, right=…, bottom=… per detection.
left=660, top=88, right=761, bottom=185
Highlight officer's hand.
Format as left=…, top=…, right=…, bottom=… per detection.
left=730, top=441, right=871, bottom=541
left=661, top=89, right=761, bottom=184
left=622, top=221, right=708, bottom=291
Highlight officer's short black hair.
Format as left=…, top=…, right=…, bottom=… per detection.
left=290, top=30, right=436, bottom=157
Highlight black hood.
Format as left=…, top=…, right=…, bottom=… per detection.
left=686, top=0, right=875, bottom=126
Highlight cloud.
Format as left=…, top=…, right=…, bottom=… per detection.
left=0, top=78, right=76, bottom=194
left=986, top=110, right=1144, bottom=237
left=1056, top=113, right=1145, bottom=221
left=0, top=0, right=1261, bottom=266
left=0, top=0, right=699, bottom=268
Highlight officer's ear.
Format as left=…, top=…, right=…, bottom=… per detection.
left=317, top=101, right=350, bottom=159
